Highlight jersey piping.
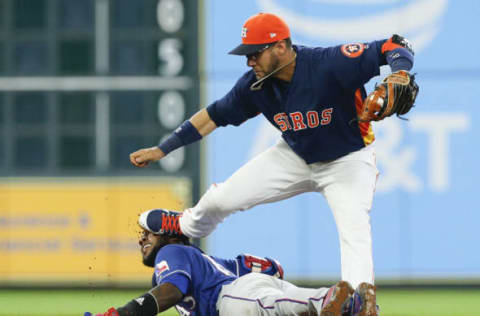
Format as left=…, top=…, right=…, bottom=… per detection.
left=355, top=89, right=375, bottom=146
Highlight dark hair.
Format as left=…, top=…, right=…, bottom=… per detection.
left=284, top=37, right=292, bottom=48
left=178, top=234, right=191, bottom=246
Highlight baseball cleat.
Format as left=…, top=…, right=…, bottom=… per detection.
left=349, top=283, right=378, bottom=316
left=320, top=280, right=354, bottom=316
left=138, top=209, right=183, bottom=236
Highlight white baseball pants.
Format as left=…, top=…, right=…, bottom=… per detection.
left=180, top=139, right=379, bottom=288
left=216, top=272, right=328, bottom=315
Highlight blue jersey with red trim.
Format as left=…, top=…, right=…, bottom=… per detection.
left=207, top=40, right=400, bottom=163
left=151, top=244, right=237, bottom=316
left=151, top=245, right=285, bottom=315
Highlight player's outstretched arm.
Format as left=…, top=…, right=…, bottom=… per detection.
left=84, top=283, right=183, bottom=316
left=357, top=34, right=418, bottom=122
left=129, top=146, right=165, bottom=168
left=130, top=108, right=217, bottom=168
left=150, top=282, right=184, bottom=312
left=190, top=107, right=218, bottom=136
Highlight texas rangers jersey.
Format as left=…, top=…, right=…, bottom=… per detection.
left=207, top=40, right=389, bottom=163
left=152, top=244, right=237, bottom=316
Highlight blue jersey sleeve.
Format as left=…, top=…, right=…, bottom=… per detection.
left=161, top=273, right=190, bottom=295
left=206, top=71, right=260, bottom=127
left=209, top=255, right=238, bottom=275
left=153, top=245, right=193, bottom=295
left=323, top=40, right=386, bottom=91
left=381, top=35, right=414, bottom=72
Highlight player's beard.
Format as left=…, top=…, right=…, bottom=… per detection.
left=250, top=51, right=296, bottom=90
left=268, top=55, right=280, bottom=76
left=264, top=54, right=280, bottom=78
left=142, top=244, right=162, bottom=267
left=255, top=54, right=280, bottom=80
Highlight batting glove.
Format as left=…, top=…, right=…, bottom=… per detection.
left=84, top=307, right=120, bottom=316
left=236, top=254, right=284, bottom=279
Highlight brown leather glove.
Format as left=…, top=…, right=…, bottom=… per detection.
left=358, top=70, right=419, bottom=122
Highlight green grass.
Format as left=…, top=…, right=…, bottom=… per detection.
left=0, top=289, right=178, bottom=316
left=377, top=288, right=479, bottom=316
left=0, top=288, right=478, bottom=315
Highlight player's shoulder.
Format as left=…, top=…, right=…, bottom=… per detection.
left=295, top=44, right=322, bottom=59
left=154, top=245, right=202, bottom=272
left=296, top=44, right=336, bottom=58
left=153, top=245, right=197, bottom=284
left=295, top=44, right=337, bottom=75
left=156, top=244, right=199, bottom=261
left=305, top=41, right=381, bottom=61
left=295, top=44, right=337, bottom=68
left=159, top=244, right=199, bottom=254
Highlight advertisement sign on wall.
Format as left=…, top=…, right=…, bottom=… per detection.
left=0, top=178, right=191, bottom=285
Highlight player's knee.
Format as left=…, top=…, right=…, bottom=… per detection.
left=334, top=207, right=371, bottom=236
left=197, top=182, right=237, bottom=216
left=207, top=183, right=235, bottom=212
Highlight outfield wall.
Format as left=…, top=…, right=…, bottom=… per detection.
left=0, top=0, right=200, bottom=287
left=0, top=178, right=191, bottom=286
left=0, top=0, right=478, bottom=287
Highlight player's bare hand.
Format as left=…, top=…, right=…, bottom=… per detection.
left=129, top=146, right=165, bottom=168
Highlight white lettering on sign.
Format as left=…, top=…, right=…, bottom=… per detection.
left=374, top=119, right=421, bottom=192
left=410, top=113, right=470, bottom=192
left=250, top=112, right=471, bottom=194
left=375, top=112, right=470, bottom=193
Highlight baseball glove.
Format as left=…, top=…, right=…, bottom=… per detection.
left=358, top=70, right=419, bottom=122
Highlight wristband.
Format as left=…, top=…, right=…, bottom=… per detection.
left=158, top=120, right=202, bottom=155
left=158, top=133, right=183, bottom=155
left=117, top=292, right=158, bottom=316
left=386, top=48, right=413, bottom=72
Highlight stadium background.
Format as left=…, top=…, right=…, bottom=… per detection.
left=0, top=0, right=478, bottom=315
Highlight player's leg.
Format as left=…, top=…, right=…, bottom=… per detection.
left=266, top=276, right=328, bottom=315
left=320, top=280, right=354, bottom=316
left=350, top=282, right=379, bottom=316
left=180, top=139, right=311, bottom=238
left=217, top=273, right=338, bottom=316
left=313, top=147, right=379, bottom=289
left=217, top=273, right=277, bottom=315
left=272, top=277, right=356, bottom=316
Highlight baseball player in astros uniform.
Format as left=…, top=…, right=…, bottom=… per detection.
left=85, top=209, right=376, bottom=316
left=130, top=12, right=415, bottom=314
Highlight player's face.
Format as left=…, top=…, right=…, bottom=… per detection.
left=138, top=229, right=170, bottom=267
left=246, top=45, right=279, bottom=79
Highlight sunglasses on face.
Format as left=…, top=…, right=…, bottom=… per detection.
left=246, top=43, right=275, bottom=61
